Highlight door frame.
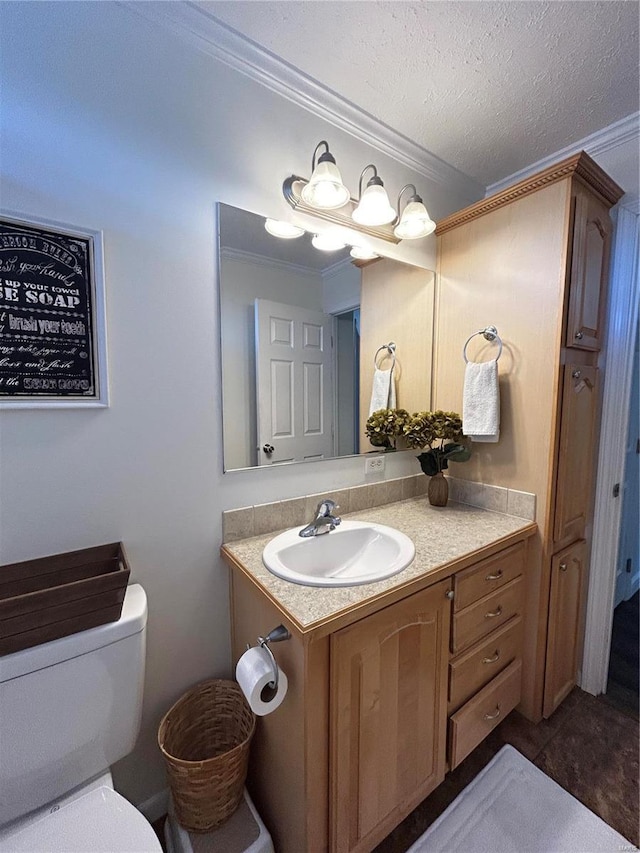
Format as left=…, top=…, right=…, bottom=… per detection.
left=581, top=201, right=640, bottom=694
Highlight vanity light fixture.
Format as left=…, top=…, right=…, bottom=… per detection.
left=352, top=165, right=397, bottom=227
left=264, top=219, right=305, bottom=239
left=282, top=143, right=435, bottom=245
left=300, top=141, right=351, bottom=210
left=350, top=246, right=378, bottom=260
left=311, top=233, right=347, bottom=252
left=393, top=184, right=436, bottom=239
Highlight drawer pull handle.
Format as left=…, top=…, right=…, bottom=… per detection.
left=482, top=650, right=500, bottom=664
left=485, top=570, right=503, bottom=581
left=484, top=705, right=501, bottom=721
left=485, top=606, right=503, bottom=619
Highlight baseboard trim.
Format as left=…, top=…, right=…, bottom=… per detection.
left=138, top=787, right=169, bottom=823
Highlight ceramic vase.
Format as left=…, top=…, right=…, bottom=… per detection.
left=428, top=471, right=448, bottom=507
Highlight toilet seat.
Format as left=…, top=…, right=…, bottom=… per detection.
left=2, top=786, right=162, bottom=853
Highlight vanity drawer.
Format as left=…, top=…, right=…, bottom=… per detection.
left=451, top=576, right=523, bottom=654
left=449, top=616, right=522, bottom=712
left=454, top=543, right=525, bottom=612
left=448, top=658, right=522, bottom=770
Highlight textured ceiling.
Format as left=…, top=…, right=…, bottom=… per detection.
left=202, top=0, right=639, bottom=186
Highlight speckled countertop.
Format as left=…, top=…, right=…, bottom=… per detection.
left=222, top=497, right=536, bottom=637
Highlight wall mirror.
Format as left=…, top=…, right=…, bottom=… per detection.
left=218, top=203, right=436, bottom=471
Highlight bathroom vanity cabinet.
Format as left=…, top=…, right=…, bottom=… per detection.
left=330, top=579, right=451, bottom=852
left=223, top=514, right=533, bottom=853
left=543, top=540, right=588, bottom=715
left=435, top=151, right=623, bottom=722
left=448, top=542, right=525, bottom=769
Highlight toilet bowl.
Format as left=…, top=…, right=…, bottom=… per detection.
left=0, top=584, right=161, bottom=852
left=0, top=782, right=161, bottom=853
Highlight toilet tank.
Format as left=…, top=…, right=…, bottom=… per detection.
left=0, top=584, right=148, bottom=826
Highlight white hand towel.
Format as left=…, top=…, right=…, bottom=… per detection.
left=463, top=360, right=500, bottom=442
left=369, top=367, right=396, bottom=416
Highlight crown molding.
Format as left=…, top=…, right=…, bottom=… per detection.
left=220, top=245, right=320, bottom=277
left=486, top=112, right=640, bottom=196
left=321, top=257, right=355, bottom=279
left=122, top=1, right=483, bottom=199
left=436, top=151, right=624, bottom=236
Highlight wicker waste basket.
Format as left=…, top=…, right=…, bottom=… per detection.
left=158, top=679, right=256, bottom=833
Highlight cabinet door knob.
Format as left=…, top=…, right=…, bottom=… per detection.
left=572, top=369, right=582, bottom=380
left=262, top=444, right=275, bottom=455
left=445, top=589, right=454, bottom=600
left=575, top=330, right=584, bottom=340
left=485, top=570, right=503, bottom=581
left=485, top=606, right=503, bottom=619
left=559, top=563, right=568, bottom=572
left=482, top=650, right=500, bottom=664
left=484, top=705, right=501, bottom=721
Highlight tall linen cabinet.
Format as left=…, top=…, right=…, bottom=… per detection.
left=433, top=152, right=623, bottom=721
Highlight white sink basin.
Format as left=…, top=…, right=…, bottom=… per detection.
left=262, top=520, right=415, bottom=587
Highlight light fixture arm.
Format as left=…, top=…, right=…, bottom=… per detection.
left=358, top=164, right=381, bottom=199
left=397, top=183, right=423, bottom=215
left=311, top=140, right=332, bottom=171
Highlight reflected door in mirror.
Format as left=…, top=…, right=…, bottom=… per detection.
left=255, top=299, right=334, bottom=465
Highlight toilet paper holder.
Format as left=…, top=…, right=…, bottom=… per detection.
left=246, top=624, right=291, bottom=692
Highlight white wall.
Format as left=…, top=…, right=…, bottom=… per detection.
left=0, top=2, right=483, bottom=807
left=220, top=253, right=323, bottom=470
left=322, top=260, right=361, bottom=315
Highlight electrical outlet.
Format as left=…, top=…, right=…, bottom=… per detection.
left=364, top=456, right=386, bottom=475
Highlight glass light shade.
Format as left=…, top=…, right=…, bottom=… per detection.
left=350, top=246, right=378, bottom=260
left=264, top=219, right=305, bottom=239
left=352, top=184, right=396, bottom=226
left=301, top=161, right=351, bottom=209
left=393, top=201, right=436, bottom=239
left=311, top=233, right=347, bottom=252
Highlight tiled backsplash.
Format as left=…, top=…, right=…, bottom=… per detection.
left=447, top=477, right=537, bottom=520
left=222, top=474, right=536, bottom=543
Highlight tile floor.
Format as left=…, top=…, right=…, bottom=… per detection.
left=154, top=688, right=639, bottom=852
left=375, top=688, right=639, bottom=852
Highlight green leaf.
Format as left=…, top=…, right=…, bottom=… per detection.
left=443, top=443, right=472, bottom=463
left=417, top=451, right=439, bottom=476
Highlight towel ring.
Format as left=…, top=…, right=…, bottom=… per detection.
left=374, top=342, right=396, bottom=370
left=463, top=326, right=503, bottom=363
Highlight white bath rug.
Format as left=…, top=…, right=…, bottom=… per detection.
left=407, top=744, right=635, bottom=852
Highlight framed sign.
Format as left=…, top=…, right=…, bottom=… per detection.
left=0, top=213, right=109, bottom=407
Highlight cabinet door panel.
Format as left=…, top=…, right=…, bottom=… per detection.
left=566, top=188, right=611, bottom=351
left=553, top=365, right=599, bottom=546
left=330, top=580, right=451, bottom=853
left=543, top=541, right=587, bottom=717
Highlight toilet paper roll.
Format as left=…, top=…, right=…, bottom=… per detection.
left=235, top=646, right=288, bottom=716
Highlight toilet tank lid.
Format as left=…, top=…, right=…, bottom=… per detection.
left=0, top=584, right=147, bottom=684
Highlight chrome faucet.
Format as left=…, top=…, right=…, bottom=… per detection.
left=298, top=499, right=341, bottom=537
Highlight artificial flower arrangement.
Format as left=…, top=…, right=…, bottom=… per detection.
left=401, top=410, right=471, bottom=475
left=366, top=408, right=471, bottom=505
left=364, top=408, right=410, bottom=449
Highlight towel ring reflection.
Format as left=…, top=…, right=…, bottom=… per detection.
left=374, top=342, right=396, bottom=369
left=463, top=326, right=503, bottom=363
